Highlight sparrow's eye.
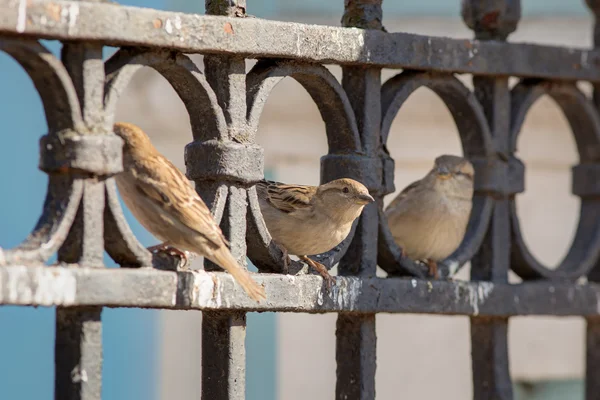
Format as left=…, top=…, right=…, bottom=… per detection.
left=342, top=187, right=349, bottom=194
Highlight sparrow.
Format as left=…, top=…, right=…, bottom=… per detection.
left=384, top=155, right=474, bottom=279
left=113, top=122, right=266, bottom=302
left=256, top=178, right=374, bottom=286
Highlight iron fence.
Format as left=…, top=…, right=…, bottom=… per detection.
left=0, top=0, right=598, bottom=398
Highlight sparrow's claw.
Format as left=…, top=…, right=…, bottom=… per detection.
left=426, top=259, right=439, bottom=279
left=300, top=256, right=336, bottom=290
left=148, top=243, right=189, bottom=268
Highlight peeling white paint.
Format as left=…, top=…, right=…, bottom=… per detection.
left=316, top=286, right=324, bottom=306
left=67, top=4, right=79, bottom=35
left=295, top=32, right=302, bottom=56
left=333, top=278, right=362, bottom=311
left=71, top=366, right=88, bottom=383
left=7, top=268, right=33, bottom=304
left=16, top=0, right=27, bottom=33
left=193, top=271, right=216, bottom=307
left=446, top=260, right=459, bottom=277
left=34, top=268, right=76, bottom=305
left=3, top=267, right=76, bottom=306
left=469, top=282, right=494, bottom=316
left=165, top=18, right=173, bottom=34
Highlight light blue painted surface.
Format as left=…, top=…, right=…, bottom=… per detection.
left=245, top=168, right=278, bottom=400
left=0, top=0, right=165, bottom=396
left=514, top=380, right=583, bottom=400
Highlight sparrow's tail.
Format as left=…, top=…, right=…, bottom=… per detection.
left=209, top=247, right=266, bottom=302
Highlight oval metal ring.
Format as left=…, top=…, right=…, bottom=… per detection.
left=103, top=48, right=230, bottom=267
left=0, top=39, right=83, bottom=133
left=0, top=40, right=86, bottom=265
left=379, top=71, right=495, bottom=277
left=104, top=48, right=228, bottom=142
left=245, top=60, right=363, bottom=272
left=246, top=59, right=362, bottom=153
left=509, top=80, right=600, bottom=280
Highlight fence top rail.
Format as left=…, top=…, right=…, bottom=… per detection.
left=0, top=0, right=599, bottom=82
left=2, top=264, right=600, bottom=317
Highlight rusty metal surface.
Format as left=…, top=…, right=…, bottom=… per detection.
left=0, top=0, right=598, bottom=398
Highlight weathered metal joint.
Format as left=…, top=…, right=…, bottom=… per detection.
left=320, top=153, right=383, bottom=195
left=185, top=139, right=264, bottom=184
left=461, top=0, right=521, bottom=40
left=380, top=151, right=396, bottom=196
left=39, top=130, right=124, bottom=176
left=471, top=156, right=524, bottom=197
left=572, top=163, right=600, bottom=198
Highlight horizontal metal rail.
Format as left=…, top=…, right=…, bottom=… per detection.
left=2, top=265, right=600, bottom=317
left=0, top=0, right=598, bottom=81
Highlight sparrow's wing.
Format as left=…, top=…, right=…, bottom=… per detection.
left=256, top=179, right=316, bottom=214
left=134, top=155, right=227, bottom=248
left=385, top=178, right=422, bottom=213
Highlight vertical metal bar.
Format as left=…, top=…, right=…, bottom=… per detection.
left=55, top=42, right=107, bottom=400
left=55, top=307, right=103, bottom=400
left=469, top=71, right=515, bottom=400
left=584, top=3, right=600, bottom=398
left=586, top=319, right=600, bottom=400
left=202, top=2, right=249, bottom=399
left=202, top=311, right=247, bottom=400
left=335, top=2, right=383, bottom=399
left=462, top=2, right=520, bottom=399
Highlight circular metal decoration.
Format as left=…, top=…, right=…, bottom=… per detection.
left=245, top=59, right=364, bottom=272
left=104, top=48, right=227, bottom=142
left=510, top=80, right=600, bottom=280
left=379, top=71, right=496, bottom=277
left=0, top=39, right=86, bottom=266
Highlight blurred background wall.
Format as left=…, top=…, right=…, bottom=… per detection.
left=0, top=0, right=592, bottom=399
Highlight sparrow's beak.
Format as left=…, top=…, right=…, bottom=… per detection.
left=356, top=193, right=375, bottom=205
left=436, top=165, right=452, bottom=180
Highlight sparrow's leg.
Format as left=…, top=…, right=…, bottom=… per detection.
left=300, top=255, right=336, bottom=289
left=426, top=259, right=439, bottom=279
left=272, top=241, right=291, bottom=273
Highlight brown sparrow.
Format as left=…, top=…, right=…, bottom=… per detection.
left=384, top=155, right=474, bottom=279
left=113, top=122, right=266, bottom=302
left=256, top=178, right=374, bottom=286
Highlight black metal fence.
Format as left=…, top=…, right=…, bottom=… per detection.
left=0, top=0, right=599, bottom=398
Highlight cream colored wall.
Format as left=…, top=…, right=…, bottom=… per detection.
left=113, top=16, right=592, bottom=399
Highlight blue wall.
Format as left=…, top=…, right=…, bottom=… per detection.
left=0, top=0, right=165, bottom=397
